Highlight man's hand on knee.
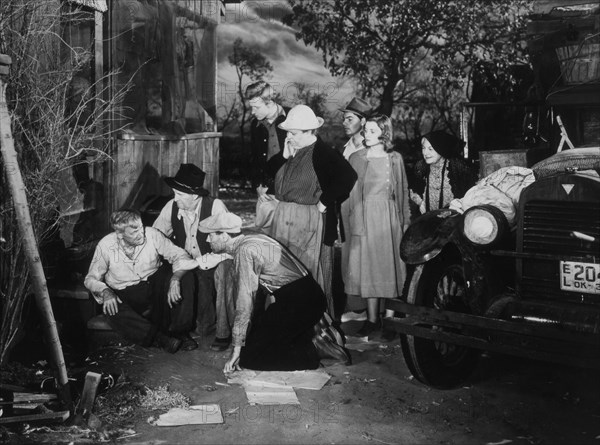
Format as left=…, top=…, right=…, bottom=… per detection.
left=168, top=278, right=182, bottom=308
left=101, top=288, right=121, bottom=316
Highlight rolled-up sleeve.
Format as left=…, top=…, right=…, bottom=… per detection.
left=147, top=227, right=197, bottom=272
left=231, top=248, right=262, bottom=347
left=84, top=240, right=110, bottom=303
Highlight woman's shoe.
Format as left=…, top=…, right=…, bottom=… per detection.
left=355, top=319, right=381, bottom=337
left=341, top=311, right=368, bottom=323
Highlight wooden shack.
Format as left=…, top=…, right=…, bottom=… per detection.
left=60, top=0, right=228, bottom=241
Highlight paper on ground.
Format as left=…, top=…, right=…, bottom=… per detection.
left=151, top=404, right=224, bottom=426
left=244, top=384, right=300, bottom=405
left=226, top=370, right=259, bottom=386
left=250, top=370, right=331, bottom=390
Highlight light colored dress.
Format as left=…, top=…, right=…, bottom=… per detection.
left=342, top=151, right=410, bottom=299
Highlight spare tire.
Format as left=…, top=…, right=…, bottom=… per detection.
left=532, top=147, right=600, bottom=179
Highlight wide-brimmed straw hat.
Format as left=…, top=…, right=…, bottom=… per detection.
left=278, top=104, right=324, bottom=131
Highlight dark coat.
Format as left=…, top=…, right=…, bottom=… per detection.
left=311, top=137, right=358, bottom=245
left=249, top=109, right=289, bottom=191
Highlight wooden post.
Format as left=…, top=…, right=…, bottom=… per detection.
left=0, top=54, right=72, bottom=411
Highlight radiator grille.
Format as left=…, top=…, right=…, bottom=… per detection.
left=522, top=201, right=600, bottom=255
left=520, top=200, right=600, bottom=302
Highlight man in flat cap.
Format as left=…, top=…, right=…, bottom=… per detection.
left=198, top=212, right=351, bottom=372
left=340, top=97, right=373, bottom=160
left=153, top=163, right=233, bottom=350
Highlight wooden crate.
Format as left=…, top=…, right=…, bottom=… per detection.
left=555, top=42, right=600, bottom=84
left=113, top=132, right=221, bottom=211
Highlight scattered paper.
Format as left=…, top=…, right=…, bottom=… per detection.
left=150, top=404, right=223, bottom=426
left=226, top=370, right=259, bottom=386
left=244, top=384, right=300, bottom=405
left=250, top=370, right=331, bottom=390
left=485, top=440, right=512, bottom=445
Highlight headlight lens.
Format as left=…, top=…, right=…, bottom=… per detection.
left=463, top=206, right=506, bottom=246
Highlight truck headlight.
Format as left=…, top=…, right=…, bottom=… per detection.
left=462, top=205, right=508, bottom=246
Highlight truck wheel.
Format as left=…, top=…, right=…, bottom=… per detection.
left=401, top=252, right=480, bottom=389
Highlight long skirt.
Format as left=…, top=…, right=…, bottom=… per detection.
left=269, top=201, right=334, bottom=315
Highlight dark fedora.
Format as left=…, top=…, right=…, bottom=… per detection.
left=340, top=97, right=372, bottom=118
left=164, top=164, right=209, bottom=196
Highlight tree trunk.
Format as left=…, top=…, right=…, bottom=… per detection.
left=0, top=60, right=72, bottom=410
left=378, top=72, right=400, bottom=117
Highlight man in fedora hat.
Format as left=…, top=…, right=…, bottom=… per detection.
left=340, top=97, right=373, bottom=160
left=245, top=81, right=288, bottom=195
left=153, top=163, right=233, bottom=351
left=198, top=212, right=351, bottom=372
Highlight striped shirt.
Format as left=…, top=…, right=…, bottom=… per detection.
left=274, top=143, right=321, bottom=205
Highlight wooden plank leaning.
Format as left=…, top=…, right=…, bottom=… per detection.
left=0, top=54, right=72, bottom=414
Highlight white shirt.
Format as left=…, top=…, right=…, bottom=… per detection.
left=342, top=137, right=363, bottom=160
left=84, top=227, right=197, bottom=302
left=152, top=198, right=231, bottom=269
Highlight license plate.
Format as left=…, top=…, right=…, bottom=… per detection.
left=560, top=261, right=600, bottom=295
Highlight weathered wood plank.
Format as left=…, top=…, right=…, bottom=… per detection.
left=0, top=410, right=69, bottom=424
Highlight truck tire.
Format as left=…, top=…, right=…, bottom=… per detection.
left=531, top=147, right=600, bottom=179
left=400, top=251, right=480, bottom=389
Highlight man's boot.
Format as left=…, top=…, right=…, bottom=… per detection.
left=312, top=332, right=352, bottom=365
left=154, top=332, right=183, bottom=353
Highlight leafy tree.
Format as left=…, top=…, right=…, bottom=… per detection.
left=285, top=0, right=531, bottom=136
left=227, top=38, right=273, bottom=145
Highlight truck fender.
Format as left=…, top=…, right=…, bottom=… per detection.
left=400, top=209, right=463, bottom=264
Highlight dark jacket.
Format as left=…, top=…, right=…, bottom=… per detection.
left=249, top=109, right=289, bottom=191
left=311, top=137, right=358, bottom=246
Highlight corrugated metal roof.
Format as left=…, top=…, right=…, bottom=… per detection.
left=68, top=0, right=108, bottom=13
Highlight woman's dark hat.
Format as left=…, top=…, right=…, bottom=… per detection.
left=422, top=130, right=465, bottom=159
left=340, top=97, right=372, bottom=118
left=164, top=164, right=209, bottom=196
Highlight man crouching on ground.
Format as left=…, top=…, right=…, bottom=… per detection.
left=84, top=209, right=201, bottom=353
left=198, top=212, right=351, bottom=372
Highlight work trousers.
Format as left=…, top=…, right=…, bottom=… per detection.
left=239, top=275, right=326, bottom=371
left=215, top=259, right=236, bottom=339
left=106, top=264, right=195, bottom=346
left=189, top=267, right=217, bottom=336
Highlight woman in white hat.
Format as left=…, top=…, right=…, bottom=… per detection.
left=267, top=104, right=357, bottom=317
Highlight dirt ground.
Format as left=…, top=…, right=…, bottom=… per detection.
left=4, top=189, right=599, bottom=444
left=50, top=321, right=598, bottom=445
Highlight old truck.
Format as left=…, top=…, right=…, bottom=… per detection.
left=384, top=1, right=600, bottom=389
left=385, top=148, right=600, bottom=389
